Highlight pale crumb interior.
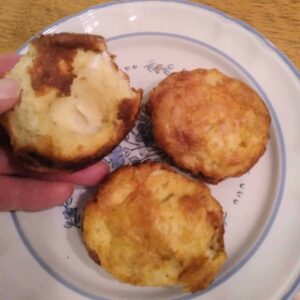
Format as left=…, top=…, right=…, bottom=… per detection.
left=5, top=46, right=136, bottom=159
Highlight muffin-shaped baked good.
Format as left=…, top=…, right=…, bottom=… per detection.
left=1, top=33, right=142, bottom=171
left=147, top=69, right=271, bottom=183
left=83, top=162, right=226, bottom=292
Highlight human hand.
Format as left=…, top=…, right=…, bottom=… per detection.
left=0, top=54, right=109, bottom=211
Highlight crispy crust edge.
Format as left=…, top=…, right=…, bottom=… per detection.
left=3, top=89, right=142, bottom=172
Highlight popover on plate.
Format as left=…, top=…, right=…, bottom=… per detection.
left=83, top=162, right=226, bottom=292
left=0, top=33, right=142, bottom=171
left=147, top=69, right=271, bottom=183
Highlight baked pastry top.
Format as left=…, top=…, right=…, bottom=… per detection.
left=147, top=69, right=271, bottom=183
left=83, top=162, right=226, bottom=292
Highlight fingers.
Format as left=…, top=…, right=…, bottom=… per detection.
left=0, top=54, right=21, bottom=113
left=24, top=161, right=110, bottom=186
left=0, top=54, right=20, bottom=76
left=0, top=53, right=109, bottom=211
left=0, top=176, right=73, bottom=211
left=0, top=78, right=21, bottom=113
left=0, top=148, right=20, bottom=175
left=0, top=148, right=110, bottom=186
left=0, top=149, right=108, bottom=211
left=0, top=54, right=21, bottom=134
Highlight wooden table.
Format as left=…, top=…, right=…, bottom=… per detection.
left=0, top=0, right=299, bottom=69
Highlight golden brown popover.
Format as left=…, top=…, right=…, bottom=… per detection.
left=147, top=69, right=271, bottom=183
left=83, top=162, right=226, bottom=292
left=1, top=33, right=142, bottom=171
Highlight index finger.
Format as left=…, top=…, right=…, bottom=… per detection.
left=0, top=148, right=109, bottom=186
left=24, top=161, right=110, bottom=186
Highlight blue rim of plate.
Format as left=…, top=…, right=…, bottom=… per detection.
left=10, top=0, right=299, bottom=298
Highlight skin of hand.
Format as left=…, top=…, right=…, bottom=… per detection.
left=0, top=54, right=109, bottom=211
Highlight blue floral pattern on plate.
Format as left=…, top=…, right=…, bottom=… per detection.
left=61, top=197, right=81, bottom=228
left=103, top=105, right=168, bottom=171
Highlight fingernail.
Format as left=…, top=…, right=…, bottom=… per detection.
left=0, top=78, right=21, bottom=100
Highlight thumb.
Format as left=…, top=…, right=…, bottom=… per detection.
left=0, top=78, right=20, bottom=113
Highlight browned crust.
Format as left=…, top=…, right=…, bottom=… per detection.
left=97, top=161, right=174, bottom=183
left=87, top=248, right=101, bottom=265
left=86, top=162, right=174, bottom=192
left=147, top=69, right=271, bottom=184
left=196, top=142, right=269, bottom=184
left=153, top=143, right=268, bottom=185
left=14, top=143, right=114, bottom=172
left=32, top=33, right=107, bottom=52
left=30, top=33, right=107, bottom=96
left=151, top=119, right=269, bottom=185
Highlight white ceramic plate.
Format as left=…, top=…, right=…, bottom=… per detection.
left=1, top=1, right=299, bottom=299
